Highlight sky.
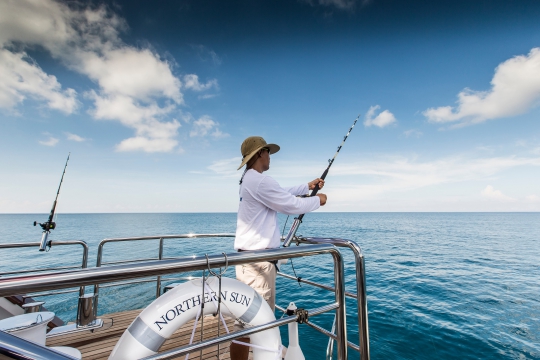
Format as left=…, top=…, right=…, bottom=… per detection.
left=1, top=0, right=540, bottom=213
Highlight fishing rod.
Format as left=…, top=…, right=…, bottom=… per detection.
left=34, top=153, right=70, bottom=251
left=282, top=115, right=359, bottom=247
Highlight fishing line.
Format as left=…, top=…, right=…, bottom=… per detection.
left=290, top=259, right=302, bottom=287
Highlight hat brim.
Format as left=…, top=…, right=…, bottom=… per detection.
left=237, top=143, right=280, bottom=170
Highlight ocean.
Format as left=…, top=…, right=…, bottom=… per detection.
left=0, top=213, right=538, bottom=359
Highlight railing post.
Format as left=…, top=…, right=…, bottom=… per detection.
left=331, top=247, right=348, bottom=359
left=326, top=315, right=336, bottom=360
left=356, top=251, right=370, bottom=360
left=78, top=241, right=89, bottom=300
left=93, top=241, right=105, bottom=318
left=155, top=237, right=164, bottom=298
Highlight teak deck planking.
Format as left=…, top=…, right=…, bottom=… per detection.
left=46, top=309, right=245, bottom=359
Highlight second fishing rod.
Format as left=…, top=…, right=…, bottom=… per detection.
left=282, top=115, right=359, bottom=247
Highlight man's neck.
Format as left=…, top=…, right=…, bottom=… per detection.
left=250, top=163, right=265, bottom=173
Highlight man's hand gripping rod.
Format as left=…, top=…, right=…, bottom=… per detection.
left=282, top=115, right=359, bottom=247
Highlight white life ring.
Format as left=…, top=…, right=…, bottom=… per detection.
left=109, top=276, right=281, bottom=360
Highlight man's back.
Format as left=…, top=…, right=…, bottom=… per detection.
left=235, top=169, right=319, bottom=250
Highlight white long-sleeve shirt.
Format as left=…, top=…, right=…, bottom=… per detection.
left=234, top=169, right=320, bottom=250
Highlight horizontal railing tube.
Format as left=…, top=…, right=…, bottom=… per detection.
left=23, top=288, right=81, bottom=298
left=95, top=233, right=235, bottom=267
left=277, top=271, right=358, bottom=298
left=0, top=244, right=347, bottom=359
left=0, top=330, right=75, bottom=360
left=93, top=233, right=235, bottom=318
left=142, top=303, right=338, bottom=360
left=100, top=258, right=161, bottom=266
left=147, top=316, right=295, bottom=360
left=0, top=240, right=88, bottom=250
left=0, top=244, right=338, bottom=298
left=0, top=239, right=88, bottom=303
left=298, top=237, right=370, bottom=360
left=0, top=265, right=83, bottom=277
left=305, top=320, right=361, bottom=352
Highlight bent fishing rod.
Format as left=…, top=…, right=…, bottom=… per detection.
left=282, top=115, right=359, bottom=247
left=34, top=153, right=70, bottom=251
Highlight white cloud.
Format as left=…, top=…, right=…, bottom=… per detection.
left=364, top=105, right=397, bottom=128
left=89, top=92, right=181, bottom=152
left=183, top=74, right=218, bottom=92
left=198, top=94, right=218, bottom=100
left=481, top=185, right=514, bottom=201
left=0, top=49, right=77, bottom=113
left=65, top=132, right=86, bottom=142
left=210, top=128, right=230, bottom=138
left=424, top=47, right=540, bottom=126
left=190, top=115, right=228, bottom=138
left=203, top=152, right=540, bottom=210
left=116, top=136, right=179, bottom=153
left=0, top=0, right=83, bottom=51
left=208, top=157, right=242, bottom=177
left=39, top=135, right=59, bottom=146
left=81, top=48, right=183, bottom=103
left=0, top=0, right=223, bottom=152
left=232, top=153, right=540, bottom=197
left=331, top=155, right=540, bottom=185
left=403, top=129, right=423, bottom=138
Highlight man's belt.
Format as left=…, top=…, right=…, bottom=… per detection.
left=237, top=249, right=278, bottom=266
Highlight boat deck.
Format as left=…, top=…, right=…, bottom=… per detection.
left=46, top=309, right=241, bottom=359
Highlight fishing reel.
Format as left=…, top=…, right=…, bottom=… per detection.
left=34, top=220, right=56, bottom=231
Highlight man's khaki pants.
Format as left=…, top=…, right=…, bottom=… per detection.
left=236, top=261, right=276, bottom=310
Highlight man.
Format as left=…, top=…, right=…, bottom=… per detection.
left=230, top=136, right=326, bottom=359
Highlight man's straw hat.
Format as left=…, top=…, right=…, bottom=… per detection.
left=237, top=136, right=280, bottom=170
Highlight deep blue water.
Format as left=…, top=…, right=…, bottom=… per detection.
left=0, top=213, right=538, bottom=360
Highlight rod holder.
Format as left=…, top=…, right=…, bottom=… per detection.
left=282, top=218, right=301, bottom=247
left=77, top=294, right=96, bottom=327
left=22, top=301, right=45, bottom=313
left=38, top=232, right=49, bottom=252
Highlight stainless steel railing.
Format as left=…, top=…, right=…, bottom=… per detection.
left=0, top=244, right=349, bottom=359
left=0, top=330, right=74, bottom=359
left=295, top=236, right=370, bottom=360
left=144, top=303, right=340, bottom=360
left=94, top=233, right=370, bottom=360
left=0, top=240, right=89, bottom=300
left=0, top=235, right=369, bottom=359
left=93, top=234, right=235, bottom=316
